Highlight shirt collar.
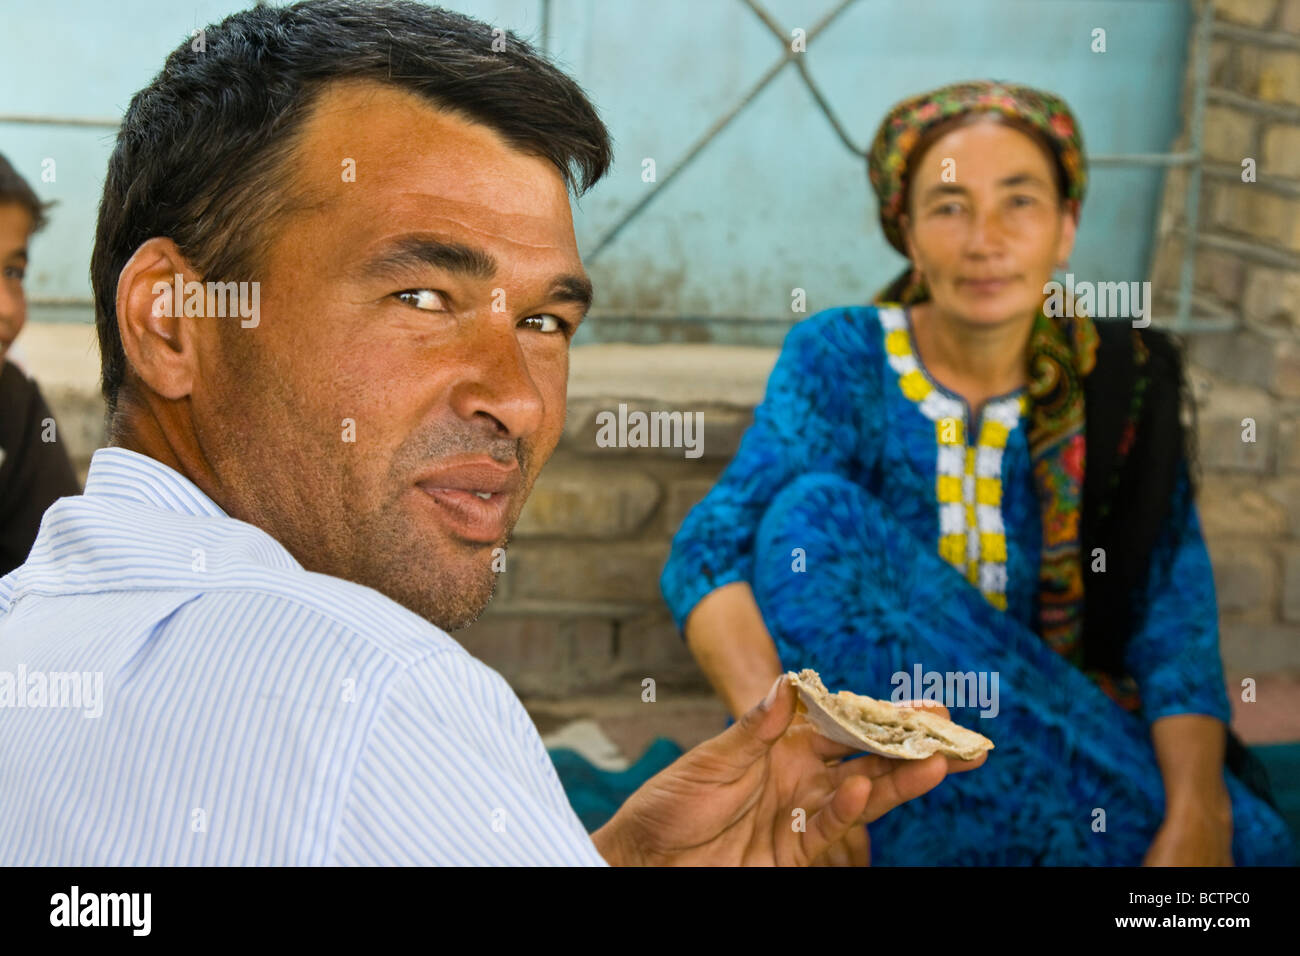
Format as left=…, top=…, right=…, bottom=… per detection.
left=83, top=447, right=230, bottom=520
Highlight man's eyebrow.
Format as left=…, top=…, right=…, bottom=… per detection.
left=3, top=248, right=28, bottom=263
left=549, top=274, right=593, bottom=314
left=362, top=234, right=593, bottom=314
left=361, top=236, right=498, bottom=281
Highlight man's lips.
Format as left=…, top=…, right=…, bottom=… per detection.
left=414, top=459, right=521, bottom=544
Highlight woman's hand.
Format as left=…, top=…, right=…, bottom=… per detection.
left=1145, top=715, right=1234, bottom=866
left=1142, top=787, right=1234, bottom=866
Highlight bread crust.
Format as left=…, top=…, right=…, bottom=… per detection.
left=788, top=669, right=994, bottom=761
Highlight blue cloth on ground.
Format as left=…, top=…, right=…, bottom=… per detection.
left=548, top=738, right=684, bottom=833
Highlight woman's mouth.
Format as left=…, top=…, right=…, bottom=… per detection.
left=960, top=276, right=1015, bottom=295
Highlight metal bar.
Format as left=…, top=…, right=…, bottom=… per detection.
left=1175, top=0, right=1213, bottom=334
left=1187, top=292, right=1236, bottom=321
left=741, top=0, right=865, bottom=156
left=0, top=113, right=120, bottom=129
left=585, top=0, right=860, bottom=262
left=1089, top=152, right=1198, bottom=166
left=1212, top=21, right=1300, bottom=51
left=1188, top=228, right=1300, bottom=271
left=584, top=311, right=1239, bottom=333
left=539, top=0, right=551, bottom=56
left=1206, top=87, right=1300, bottom=123
left=587, top=317, right=806, bottom=329
left=1202, top=162, right=1300, bottom=199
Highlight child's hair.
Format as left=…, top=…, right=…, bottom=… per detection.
left=0, top=153, right=55, bottom=233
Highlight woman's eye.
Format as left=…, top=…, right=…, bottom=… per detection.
left=395, top=289, right=446, bottom=311
left=933, top=202, right=963, bottom=216
left=520, top=314, right=567, bottom=334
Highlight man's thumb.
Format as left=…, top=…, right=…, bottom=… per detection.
left=726, top=674, right=795, bottom=760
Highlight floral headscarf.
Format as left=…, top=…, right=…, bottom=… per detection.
left=867, top=79, right=1087, bottom=260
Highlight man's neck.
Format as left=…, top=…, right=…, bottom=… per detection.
left=110, top=393, right=222, bottom=505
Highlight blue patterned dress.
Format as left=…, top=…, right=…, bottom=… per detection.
left=661, top=304, right=1295, bottom=866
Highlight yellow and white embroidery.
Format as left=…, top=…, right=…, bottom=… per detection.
left=879, top=306, right=1026, bottom=611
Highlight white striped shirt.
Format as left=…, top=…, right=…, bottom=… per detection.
left=0, top=447, right=606, bottom=865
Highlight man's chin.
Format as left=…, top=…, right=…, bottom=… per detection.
left=355, top=551, right=500, bottom=633
left=428, top=574, right=498, bottom=632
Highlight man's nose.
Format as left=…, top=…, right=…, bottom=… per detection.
left=447, top=320, right=546, bottom=440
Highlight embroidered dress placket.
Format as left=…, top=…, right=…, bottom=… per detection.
left=878, top=306, right=1026, bottom=611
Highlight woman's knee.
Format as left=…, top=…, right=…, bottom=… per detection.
left=751, top=473, right=901, bottom=643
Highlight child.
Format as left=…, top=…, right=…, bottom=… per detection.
left=0, top=152, right=80, bottom=575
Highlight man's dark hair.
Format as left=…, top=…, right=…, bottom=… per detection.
left=90, top=0, right=612, bottom=414
left=0, top=153, right=55, bottom=234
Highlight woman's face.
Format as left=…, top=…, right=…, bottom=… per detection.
left=901, top=118, right=1077, bottom=327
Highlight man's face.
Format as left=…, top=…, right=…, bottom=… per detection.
left=190, top=80, right=590, bottom=630
left=902, top=118, right=1075, bottom=327
left=0, top=203, right=33, bottom=365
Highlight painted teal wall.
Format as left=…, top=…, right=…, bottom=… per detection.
left=0, top=0, right=1192, bottom=344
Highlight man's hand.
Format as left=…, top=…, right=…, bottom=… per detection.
left=592, top=674, right=987, bottom=865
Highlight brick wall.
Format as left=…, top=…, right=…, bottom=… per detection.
left=1150, top=0, right=1300, bottom=696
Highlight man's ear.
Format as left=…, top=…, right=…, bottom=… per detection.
left=115, top=237, right=201, bottom=402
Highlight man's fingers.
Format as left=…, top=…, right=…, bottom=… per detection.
left=829, top=748, right=987, bottom=787
left=847, top=822, right=870, bottom=866
left=944, top=751, right=988, bottom=774
left=715, top=674, right=796, bottom=766
left=800, top=775, right=872, bottom=864
left=810, top=820, right=869, bottom=867
left=826, top=752, right=898, bottom=781
left=852, top=754, right=949, bottom=824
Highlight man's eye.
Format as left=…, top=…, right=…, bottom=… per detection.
left=1009, top=195, right=1036, bottom=208
left=3, top=266, right=24, bottom=281
left=520, top=314, right=567, bottom=334
left=395, top=289, right=447, bottom=311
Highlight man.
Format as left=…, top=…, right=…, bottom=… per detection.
left=0, top=154, right=80, bottom=576
left=0, top=0, right=982, bottom=865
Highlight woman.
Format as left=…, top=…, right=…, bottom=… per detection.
left=661, top=81, right=1295, bottom=866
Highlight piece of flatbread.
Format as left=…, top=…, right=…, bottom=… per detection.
left=788, top=669, right=994, bottom=761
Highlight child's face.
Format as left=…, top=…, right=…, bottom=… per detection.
left=0, top=202, right=34, bottom=364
